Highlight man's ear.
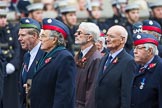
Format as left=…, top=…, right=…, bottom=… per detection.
left=87, top=35, right=93, bottom=42
left=147, top=47, right=153, bottom=55
left=52, top=37, right=58, bottom=44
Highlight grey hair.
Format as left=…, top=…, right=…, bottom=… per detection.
left=27, top=28, right=40, bottom=37
left=150, top=31, right=161, bottom=41
left=79, top=22, right=100, bottom=42
left=50, top=30, right=66, bottom=46
left=143, top=43, right=159, bottom=55
left=118, top=26, right=128, bottom=43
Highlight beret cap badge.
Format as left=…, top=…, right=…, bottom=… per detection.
left=149, top=21, right=153, bottom=25
left=25, top=19, right=30, bottom=23
left=47, top=19, right=52, bottom=23
left=137, top=35, right=141, bottom=39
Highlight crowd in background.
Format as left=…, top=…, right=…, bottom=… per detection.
left=0, top=0, right=162, bottom=108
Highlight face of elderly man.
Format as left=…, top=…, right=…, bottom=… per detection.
left=74, top=28, right=90, bottom=45
left=39, top=29, right=55, bottom=52
left=106, top=25, right=127, bottom=53
left=133, top=44, right=152, bottom=65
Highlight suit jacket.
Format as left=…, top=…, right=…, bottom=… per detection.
left=19, top=48, right=45, bottom=108
left=95, top=49, right=136, bottom=108
left=30, top=46, right=76, bottom=108
left=75, top=45, right=102, bottom=108
left=131, top=55, right=162, bottom=108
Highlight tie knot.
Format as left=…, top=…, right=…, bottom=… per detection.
left=79, top=52, right=83, bottom=59
left=139, top=66, right=145, bottom=73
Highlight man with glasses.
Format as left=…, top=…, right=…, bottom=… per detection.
left=74, top=22, right=102, bottom=108
left=95, top=25, right=136, bottom=108
left=131, top=33, right=162, bottom=108
left=30, top=18, right=76, bottom=108
left=142, top=19, right=162, bottom=57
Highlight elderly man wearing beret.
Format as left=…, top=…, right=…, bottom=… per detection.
left=18, top=17, right=45, bottom=108
left=142, top=19, right=162, bottom=57
left=131, top=33, right=162, bottom=108
left=30, top=18, right=76, bottom=108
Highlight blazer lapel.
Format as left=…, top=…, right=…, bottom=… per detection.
left=98, top=50, right=125, bottom=83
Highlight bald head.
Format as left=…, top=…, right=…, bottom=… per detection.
left=108, top=25, right=128, bottom=43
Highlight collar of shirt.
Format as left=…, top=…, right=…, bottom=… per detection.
left=28, top=41, right=41, bottom=69
left=81, top=44, right=93, bottom=57
left=110, top=48, right=123, bottom=61
left=143, top=56, right=154, bottom=68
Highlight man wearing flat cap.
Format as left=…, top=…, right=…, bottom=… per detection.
left=131, top=33, right=162, bottom=108
left=30, top=18, right=76, bottom=108
left=18, top=17, right=45, bottom=108
left=149, top=1, right=162, bottom=28
left=142, top=19, right=162, bottom=57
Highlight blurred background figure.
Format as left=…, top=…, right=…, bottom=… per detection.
left=124, top=3, right=140, bottom=52
left=86, top=0, right=108, bottom=34
left=59, top=1, right=78, bottom=55
left=149, top=1, right=162, bottom=28
left=27, top=2, right=44, bottom=24
left=0, top=7, right=21, bottom=108
left=17, top=0, right=31, bottom=18
left=95, top=35, right=108, bottom=56
left=105, top=0, right=128, bottom=29
left=42, top=0, right=58, bottom=18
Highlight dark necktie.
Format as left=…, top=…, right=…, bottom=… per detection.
left=139, top=66, right=145, bottom=73
left=22, top=52, right=30, bottom=84
left=78, top=52, right=83, bottom=59
left=103, top=55, right=112, bottom=72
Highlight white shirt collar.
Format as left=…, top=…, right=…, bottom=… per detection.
left=81, top=44, right=93, bottom=57
left=28, top=41, right=41, bottom=69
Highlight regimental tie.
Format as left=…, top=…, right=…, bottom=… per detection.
left=22, top=52, right=30, bottom=84
left=103, top=55, right=112, bottom=72
left=78, top=51, right=83, bottom=59
left=139, top=66, right=145, bottom=73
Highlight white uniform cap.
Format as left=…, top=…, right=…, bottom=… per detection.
left=27, top=3, right=43, bottom=12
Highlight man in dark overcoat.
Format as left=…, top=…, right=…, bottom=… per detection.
left=95, top=25, right=136, bottom=108
left=131, top=33, right=162, bottom=108
left=30, top=18, right=76, bottom=108
left=18, top=17, right=45, bottom=108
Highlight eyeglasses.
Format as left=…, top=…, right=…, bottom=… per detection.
left=75, top=31, right=90, bottom=35
left=133, top=46, right=146, bottom=50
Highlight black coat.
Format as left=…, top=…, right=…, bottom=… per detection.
left=30, top=46, right=76, bottom=108
left=95, top=49, right=136, bottom=108
left=131, top=55, right=162, bottom=108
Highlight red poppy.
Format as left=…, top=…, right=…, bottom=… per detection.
left=45, top=57, right=52, bottom=64
left=148, top=63, right=156, bottom=69
left=112, top=57, right=118, bottom=64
